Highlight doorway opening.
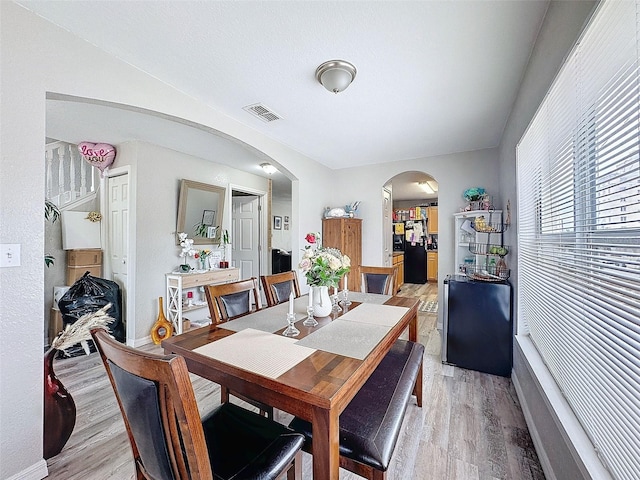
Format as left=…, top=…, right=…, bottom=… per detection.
left=231, top=189, right=265, bottom=281
left=384, top=171, right=439, bottom=310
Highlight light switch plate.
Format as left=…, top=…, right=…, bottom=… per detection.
left=0, top=244, right=21, bottom=267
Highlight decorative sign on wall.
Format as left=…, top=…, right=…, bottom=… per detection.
left=78, top=142, right=116, bottom=177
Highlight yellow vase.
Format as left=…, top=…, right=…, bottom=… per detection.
left=151, top=297, right=173, bottom=344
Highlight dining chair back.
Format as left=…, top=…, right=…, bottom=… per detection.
left=204, top=277, right=273, bottom=418
left=205, top=277, right=262, bottom=324
left=360, top=266, right=397, bottom=295
left=261, top=271, right=301, bottom=307
left=90, top=328, right=304, bottom=480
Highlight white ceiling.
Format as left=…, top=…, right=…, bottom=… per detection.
left=20, top=0, right=548, bottom=200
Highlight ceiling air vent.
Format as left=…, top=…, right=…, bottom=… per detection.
left=242, top=103, right=282, bottom=123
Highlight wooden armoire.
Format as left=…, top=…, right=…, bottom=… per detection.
left=322, top=218, right=362, bottom=292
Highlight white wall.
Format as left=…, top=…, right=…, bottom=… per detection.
left=129, top=141, right=270, bottom=338
left=335, top=148, right=500, bottom=324
left=271, top=196, right=292, bottom=252
left=0, top=3, right=332, bottom=478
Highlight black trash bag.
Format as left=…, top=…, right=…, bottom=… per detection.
left=58, top=272, right=125, bottom=357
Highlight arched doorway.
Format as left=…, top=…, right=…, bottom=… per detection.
left=383, top=171, right=438, bottom=293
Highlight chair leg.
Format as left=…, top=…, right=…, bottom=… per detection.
left=413, top=362, right=423, bottom=407
left=287, top=451, right=302, bottom=480
left=221, top=386, right=230, bottom=404
left=260, top=406, right=274, bottom=419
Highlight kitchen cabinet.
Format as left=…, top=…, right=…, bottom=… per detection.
left=427, top=251, right=438, bottom=282
left=393, top=252, right=404, bottom=292
left=322, top=217, right=362, bottom=292
left=166, top=268, right=240, bottom=334
left=427, top=206, right=438, bottom=234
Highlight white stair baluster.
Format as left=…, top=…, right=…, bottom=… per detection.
left=77, top=146, right=87, bottom=196
left=45, top=141, right=97, bottom=208
left=46, top=147, right=54, bottom=202
left=68, top=144, right=76, bottom=202
left=57, top=145, right=66, bottom=205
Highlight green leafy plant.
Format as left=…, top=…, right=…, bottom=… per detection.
left=45, top=200, right=61, bottom=223
left=193, top=222, right=208, bottom=238
left=220, top=229, right=230, bottom=246
left=45, top=200, right=61, bottom=267
left=298, top=233, right=350, bottom=288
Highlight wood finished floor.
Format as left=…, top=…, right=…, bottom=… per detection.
left=45, top=283, right=545, bottom=479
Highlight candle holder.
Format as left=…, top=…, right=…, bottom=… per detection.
left=331, top=292, right=342, bottom=313
left=340, top=288, right=351, bottom=307
left=186, top=291, right=194, bottom=307
left=282, top=313, right=300, bottom=337
left=303, top=305, right=318, bottom=327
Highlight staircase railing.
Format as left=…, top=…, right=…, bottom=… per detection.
left=46, top=141, right=97, bottom=207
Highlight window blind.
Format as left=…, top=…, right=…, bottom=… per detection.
left=517, top=1, right=640, bottom=479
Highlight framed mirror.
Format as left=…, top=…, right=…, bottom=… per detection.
left=176, top=179, right=226, bottom=245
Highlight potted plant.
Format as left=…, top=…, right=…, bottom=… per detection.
left=219, top=229, right=231, bottom=268
left=45, top=200, right=61, bottom=267
left=177, top=232, right=196, bottom=272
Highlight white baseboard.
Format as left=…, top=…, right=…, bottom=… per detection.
left=130, top=334, right=153, bottom=348
left=5, top=459, right=48, bottom=480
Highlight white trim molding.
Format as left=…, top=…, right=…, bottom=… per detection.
left=6, top=459, right=48, bottom=480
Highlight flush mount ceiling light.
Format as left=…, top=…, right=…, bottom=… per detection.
left=418, top=180, right=439, bottom=194
left=315, top=60, right=357, bottom=94
left=260, top=163, right=278, bottom=175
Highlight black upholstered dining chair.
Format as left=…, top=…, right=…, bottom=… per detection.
left=261, top=271, right=301, bottom=307
left=204, top=277, right=273, bottom=418
left=91, top=328, right=304, bottom=480
left=360, top=265, right=398, bottom=295
left=204, top=277, right=262, bottom=324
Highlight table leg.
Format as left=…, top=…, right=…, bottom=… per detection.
left=409, top=309, right=418, bottom=342
left=311, top=405, right=340, bottom=480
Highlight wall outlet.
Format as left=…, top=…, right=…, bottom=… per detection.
left=0, top=244, right=21, bottom=267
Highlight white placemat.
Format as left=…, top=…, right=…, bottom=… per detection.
left=347, top=292, right=392, bottom=305
left=193, top=328, right=316, bottom=378
left=219, top=296, right=309, bottom=333
left=339, top=302, right=409, bottom=327
left=294, top=319, right=391, bottom=360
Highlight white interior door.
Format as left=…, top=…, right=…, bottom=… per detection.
left=232, top=195, right=260, bottom=280
left=107, top=173, right=129, bottom=327
left=383, top=187, right=392, bottom=266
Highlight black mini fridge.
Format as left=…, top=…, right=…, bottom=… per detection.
left=441, top=275, right=513, bottom=377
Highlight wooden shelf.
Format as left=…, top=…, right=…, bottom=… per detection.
left=166, top=268, right=239, bottom=334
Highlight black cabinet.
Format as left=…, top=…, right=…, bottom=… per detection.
left=442, top=275, right=513, bottom=377
left=272, top=249, right=292, bottom=274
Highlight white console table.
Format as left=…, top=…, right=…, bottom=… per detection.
left=166, top=268, right=240, bottom=334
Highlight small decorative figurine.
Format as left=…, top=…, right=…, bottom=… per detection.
left=324, top=201, right=361, bottom=218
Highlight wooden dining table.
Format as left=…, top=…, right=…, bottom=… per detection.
left=162, top=293, right=420, bottom=480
